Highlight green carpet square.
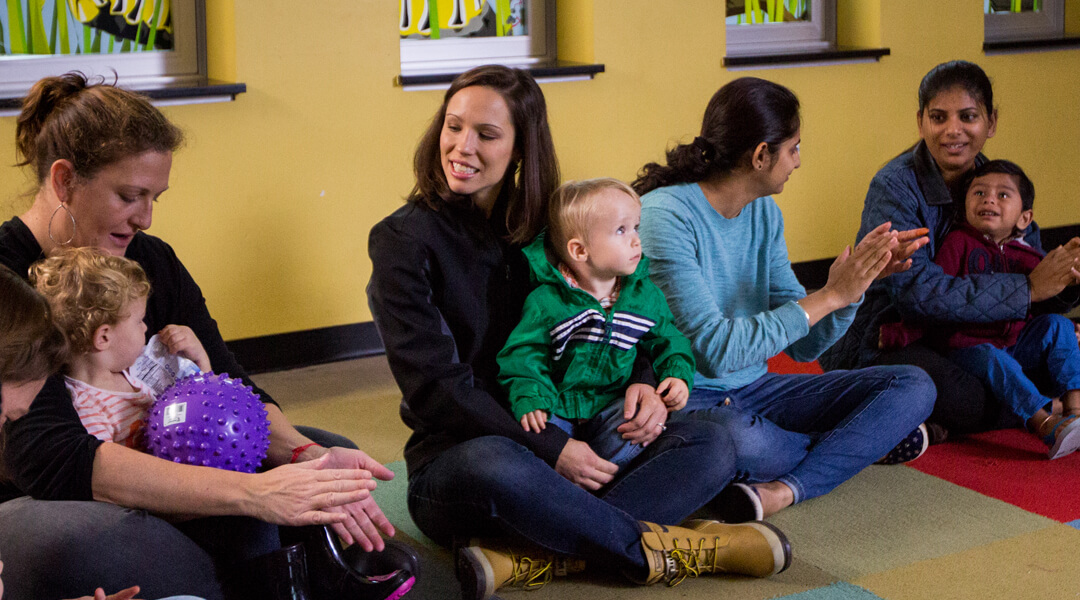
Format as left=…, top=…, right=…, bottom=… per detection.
left=772, top=582, right=885, bottom=599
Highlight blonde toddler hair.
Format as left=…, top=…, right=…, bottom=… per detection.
left=30, top=247, right=151, bottom=354
left=547, top=177, right=639, bottom=263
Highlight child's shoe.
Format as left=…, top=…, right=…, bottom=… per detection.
left=284, top=525, right=416, bottom=600
left=1044, top=414, right=1080, bottom=459
left=456, top=539, right=585, bottom=600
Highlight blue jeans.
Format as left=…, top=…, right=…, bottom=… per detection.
left=548, top=399, right=642, bottom=467
left=407, top=419, right=735, bottom=573
left=948, top=314, right=1080, bottom=421
left=670, top=366, right=934, bottom=504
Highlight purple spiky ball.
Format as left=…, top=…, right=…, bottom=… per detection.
left=145, top=373, right=271, bottom=473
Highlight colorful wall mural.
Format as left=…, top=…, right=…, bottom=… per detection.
left=1, top=0, right=172, bottom=56
left=400, top=0, right=527, bottom=40
left=726, top=0, right=810, bottom=25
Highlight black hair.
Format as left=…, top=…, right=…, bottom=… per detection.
left=633, top=77, right=800, bottom=195
left=918, top=61, right=994, bottom=114
left=964, top=159, right=1034, bottom=211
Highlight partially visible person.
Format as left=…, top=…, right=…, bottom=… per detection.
left=822, top=60, right=1080, bottom=442
left=30, top=247, right=209, bottom=448
left=0, top=73, right=407, bottom=600
left=879, top=160, right=1080, bottom=458
left=497, top=177, right=695, bottom=467
left=0, top=264, right=68, bottom=427
left=636, top=77, right=936, bottom=521
left=369, top=65, right=790, bottom=599
left=0, top=266, right=203, bottom=600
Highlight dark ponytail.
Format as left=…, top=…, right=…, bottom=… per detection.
left=633, top=77, right=800, bottom=196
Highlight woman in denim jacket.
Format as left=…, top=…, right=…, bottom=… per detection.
left=822, top=61, right=1080, bottom=441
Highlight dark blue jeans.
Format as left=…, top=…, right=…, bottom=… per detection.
left=670, top=366, right=934, bottom=503
left=407, top=419, right=735, bottom=572
left=949, top=314, right=1080, bottom=421
left=548, top=398, right=643, bottom=467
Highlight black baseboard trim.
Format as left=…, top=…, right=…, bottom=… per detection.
left=227, top=321, right=385, bottom=375
left=1041, top=224, right=1080, bottom=249
left=228, top=224, right=1080, bottom=374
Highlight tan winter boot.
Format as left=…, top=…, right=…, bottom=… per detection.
left=456, top=539, right=586, bottom=600
left=635, top=520, right=792, bottom=586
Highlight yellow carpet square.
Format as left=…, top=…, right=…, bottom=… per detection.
left=854, top=524, right=1080, bottom=600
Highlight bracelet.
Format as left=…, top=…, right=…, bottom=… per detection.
left=290, top=442, right=321, bottom=464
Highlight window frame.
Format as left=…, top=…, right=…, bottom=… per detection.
left=0, top=0, right=205, bottom=97
left=984, top=0, right=1064, bottom=43
left=399, top=0, right=554, bottom=77
left=725, top=0, right=836, bottom=57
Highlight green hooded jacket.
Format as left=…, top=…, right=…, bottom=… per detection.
left=497, top=232, right=695, bottom=421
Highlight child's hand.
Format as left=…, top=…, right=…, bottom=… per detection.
left=657, top=377, right=689, bottom=411
left=157, top=325, right=211, bottom=373
left=1074, top=319, right=1080, bottom=346
left=521, top=409, right=548, bottom=433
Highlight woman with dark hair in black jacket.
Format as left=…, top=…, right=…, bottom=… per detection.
left=368, top=65, right=792, bottom=600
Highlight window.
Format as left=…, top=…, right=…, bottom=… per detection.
left=399, top=0, right=554, bottom=77
left=0, top=0, right=205, bottom=97
left=725, top=0, right=836, bottom=57
left=985, top=0, right=1064, bottom=43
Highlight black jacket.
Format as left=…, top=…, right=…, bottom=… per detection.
left=367, top=200, right=573, bottom=476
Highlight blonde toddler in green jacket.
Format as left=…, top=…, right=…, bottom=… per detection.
left=496, top=178, right=695, bottom=467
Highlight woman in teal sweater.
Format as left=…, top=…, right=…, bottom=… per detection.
left=635, top=77, right=936, bottom=519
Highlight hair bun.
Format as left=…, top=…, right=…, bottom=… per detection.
left=692, top=136, right=716, bottom=162
left=15, top=72, right=92, bottom=167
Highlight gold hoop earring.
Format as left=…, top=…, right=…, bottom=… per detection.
left=48, top=202, right=76, bottom=247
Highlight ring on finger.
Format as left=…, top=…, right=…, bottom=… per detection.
left=656, top=423, right=667, bottom=431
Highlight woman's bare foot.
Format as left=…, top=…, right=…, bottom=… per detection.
left=751, top=481, right=795, bottom=518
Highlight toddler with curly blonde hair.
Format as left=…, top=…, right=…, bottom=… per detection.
left=31, top=247, right=210, bottom=447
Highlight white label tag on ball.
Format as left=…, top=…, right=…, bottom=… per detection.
left=164, top=402, right=188, bottom=427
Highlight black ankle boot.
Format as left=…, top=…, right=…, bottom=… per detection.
left=283, top=526, right=417, bottom=600
left=233, top=543, right=311, bottom=600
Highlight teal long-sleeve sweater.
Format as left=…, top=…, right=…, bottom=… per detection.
left=640, top=183, right=859, bottom=392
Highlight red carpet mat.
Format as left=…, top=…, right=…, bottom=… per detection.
left=767, top=353, right=824, bottom=375
left=764, top=355, right=1080, bottom=523
left=910, top=428, right=1080, bottom=523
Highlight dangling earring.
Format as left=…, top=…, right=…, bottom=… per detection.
left=48, top=202, right=76, bottom=246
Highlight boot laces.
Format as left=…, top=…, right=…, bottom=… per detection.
left=507, top=551, right=553, bottom=590
left=664, top=535, right=722, bottom=586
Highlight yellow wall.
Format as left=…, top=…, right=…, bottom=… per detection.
left=1, top=0, right=1078, bottom=340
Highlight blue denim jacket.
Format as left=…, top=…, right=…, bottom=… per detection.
left=820, top=142, right=1039, bottom=371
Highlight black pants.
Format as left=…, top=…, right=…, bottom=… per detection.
left=0, top=426, right=356, bottom=600
left=874, top=342, right=1023, bottom=435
